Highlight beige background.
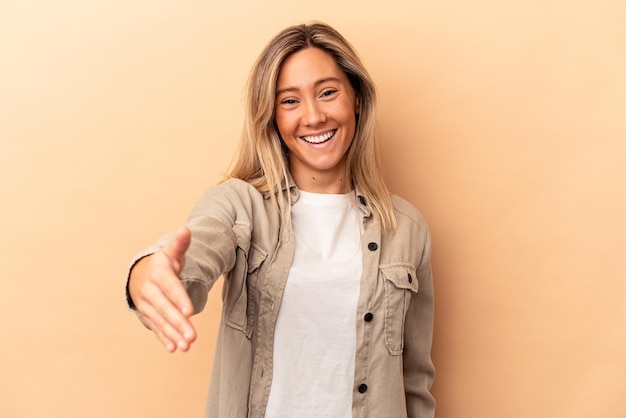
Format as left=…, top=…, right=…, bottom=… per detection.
left=2, top=0, right=625, bottom=417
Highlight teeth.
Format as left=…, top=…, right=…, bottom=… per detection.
left=302, top=130, right=335, bottom=144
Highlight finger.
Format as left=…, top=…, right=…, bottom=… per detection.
left=161, top=226, right=191, bottom=273
left=142, top=315, right=177, bottom=352
left=158, top=227, right=194, bottom=317
left=137, top=279, right=196, bottom=343
left=154, top=299, right=196, bottom=345
left=140, top=298, right=195, bottom=351
left=155, top=319, right=192, bottom=352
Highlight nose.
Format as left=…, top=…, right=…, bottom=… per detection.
left=302, top=99, right=326, bottom=126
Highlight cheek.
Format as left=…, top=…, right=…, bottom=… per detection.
left=274, top=112, right=292, bottom=138
left=340, top=110, right=357, bottom=134
left=335, top=98, right=358, bottom=123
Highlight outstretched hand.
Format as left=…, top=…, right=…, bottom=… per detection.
left=128, top=226, right=196, bottom=352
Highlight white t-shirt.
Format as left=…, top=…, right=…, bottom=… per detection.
left=265, top=190, right=364, bottom=418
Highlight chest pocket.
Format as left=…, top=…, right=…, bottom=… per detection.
left=380, top=264, right=419, bottom=355
left=223, top=242, right=267, bottom=338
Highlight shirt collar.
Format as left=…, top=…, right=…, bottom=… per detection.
left=262, top=172, right=372, bottom=218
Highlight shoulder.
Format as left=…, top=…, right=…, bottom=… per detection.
left=188, top=178, right=268, bottom=219
left=380, top=194, right=432, bottom=272
left=391, top=194, right=429, bottom=230
left=202, top=178, right=267, bottom=202
left=216, top=177, right=262, bottom=194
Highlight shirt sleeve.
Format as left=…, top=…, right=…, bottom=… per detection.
left=403, top=229, right=436, bottom=417
left=125, top=183, right=242, bottom=316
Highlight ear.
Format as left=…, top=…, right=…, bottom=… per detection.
left=355, top=96, right=360, bottom=114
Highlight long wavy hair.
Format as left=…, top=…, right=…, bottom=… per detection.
left=227, top=22, right=397, bottom=232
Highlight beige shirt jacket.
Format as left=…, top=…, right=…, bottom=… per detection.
left=128, top=177, right=435, bottom=418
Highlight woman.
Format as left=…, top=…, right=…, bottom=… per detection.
left=127, top=22, right=435, bottom=418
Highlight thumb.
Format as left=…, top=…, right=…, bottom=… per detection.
left=161, top=226, right=191, bottom=273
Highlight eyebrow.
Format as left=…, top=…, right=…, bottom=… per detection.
left=275, top=76, right=343, bottom=96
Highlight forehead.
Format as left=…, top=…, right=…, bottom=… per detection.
left=276, top=47, right=348, bottom=88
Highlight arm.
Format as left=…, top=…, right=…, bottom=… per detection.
left=403, top=231, right=436, bottom=417
left=127, top=227, right=196, bottom=353
left=126, top=183, right=244, bottom=352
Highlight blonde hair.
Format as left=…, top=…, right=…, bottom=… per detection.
left=227, top=22, right=397, bottom=232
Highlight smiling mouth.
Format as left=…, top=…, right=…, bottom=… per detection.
left=301, top=129, right=336, bottom=144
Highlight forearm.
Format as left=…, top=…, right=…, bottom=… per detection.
left=403, top=265, right=436, bottom=417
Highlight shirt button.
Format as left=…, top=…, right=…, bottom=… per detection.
left=358, top=195, right=367, bottom=206
left=367, top=242, right=378, bottom=251
left=364, top=312, right=373, bottom=322
left=358, top=383, right=368, bottom=393
left=408, top=273, right=413, bottom=283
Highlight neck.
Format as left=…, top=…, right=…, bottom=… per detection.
left=290, top=169, right=349, bottom=194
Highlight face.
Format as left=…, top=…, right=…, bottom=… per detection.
left=274, top=47, right=359, bottom=193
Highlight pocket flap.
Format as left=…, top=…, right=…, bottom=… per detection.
left=247, top=242, right=267, bottom=273
left=380, top=265, right=419, bottom=293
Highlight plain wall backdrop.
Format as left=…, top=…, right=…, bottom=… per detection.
left=1, top=1, right=625, bottom=417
